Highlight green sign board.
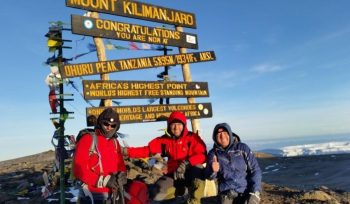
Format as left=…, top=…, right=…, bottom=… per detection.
left=86, top=103, right=212, bottom=125
left=71, top=15, right=198, bottom=49
left=66, top=0, right=196, bottom=28
left=60, top=51, right=215, bottom=78
left=83, top=80, right=209, bottom=99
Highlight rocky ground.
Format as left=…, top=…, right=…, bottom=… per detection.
left=0, top=150, right=349, bottom=203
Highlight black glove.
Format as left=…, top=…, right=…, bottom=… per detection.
left=104, top=174, right=118, bottom=190
left=116, top=171, right=127, bottom=187
left=220, top=190, right=238, bottom=203
left=174, top=160, right=189, bottom=180
left=247, top=192, right=260, bottom=204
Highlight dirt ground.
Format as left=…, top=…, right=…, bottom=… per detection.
left=0, top=150, right=349, bottom=203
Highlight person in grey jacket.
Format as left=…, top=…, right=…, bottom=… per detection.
left=205, top=123, right=262, bottom=204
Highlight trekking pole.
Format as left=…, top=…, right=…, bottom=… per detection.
left=119, top=185, right=125, bottom=204
left=112, top=190, right=116, bottom=204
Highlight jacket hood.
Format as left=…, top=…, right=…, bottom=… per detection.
left=167, top=111, right=188, bottom=138
left=212, top=123, right=240, bottom=150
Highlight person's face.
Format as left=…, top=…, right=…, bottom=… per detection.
left=102, top=121, right=117, bottom=132
left=169, top=122, right=184, bottom=137
left=216, top=128, right=230, bottom=148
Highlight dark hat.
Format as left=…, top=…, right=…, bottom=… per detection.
left=96, top=108, right=120, bottom=131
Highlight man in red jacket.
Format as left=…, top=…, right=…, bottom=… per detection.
left=124, top=111, right=207, bottom=203
left=74, top=108, right=147, bottom=204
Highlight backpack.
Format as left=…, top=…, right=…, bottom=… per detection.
left=70, top=128, right=102, bottom=183
left=75, top=128, right=99, bottom=156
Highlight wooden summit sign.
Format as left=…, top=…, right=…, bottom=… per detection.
left=86, top=103, right=212, bottom=125
left=83, top=80, right=209, bottom=99
left=66, top=0, right=196, bottom=28
left=71, top=15, right=198, bottom=49
left=60, top=51, right=215, bottom=78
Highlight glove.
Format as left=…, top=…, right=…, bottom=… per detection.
left=174, top=160, right=189, bottom=180
left=220, top=190, right=238, bottom=203
left=101, top=174, right=118, bottom=191
left=121, top=147, right=128, bottom=156
left=247, top=192, right=260, bottom=204
left=116, top=171, right=127, bottom=187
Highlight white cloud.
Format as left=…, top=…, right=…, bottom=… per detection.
left=251, top=64, right=284, bottom=74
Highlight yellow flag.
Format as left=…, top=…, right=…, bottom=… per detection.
left=47, top=39, right=62, bottom=47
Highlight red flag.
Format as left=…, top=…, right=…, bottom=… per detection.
left=129, top=42, right=140, bottom=50
left=49, top=90, right=59, bottom=113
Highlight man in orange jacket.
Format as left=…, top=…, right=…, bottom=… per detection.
left=74, top=108, right=148, bottom=204
left=123, top=111, right=207, bottom=203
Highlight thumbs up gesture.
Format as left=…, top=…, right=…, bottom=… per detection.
left=212, top=155, right=220, bottom=173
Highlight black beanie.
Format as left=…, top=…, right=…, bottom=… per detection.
left=96, top=108, right=120, bottom=131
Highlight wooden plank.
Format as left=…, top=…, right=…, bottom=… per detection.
left=60, top=51, right=216, bottom=78
left=82, top=80, right=209, bottom=99
left=71, top=15, right=198, bottom=49
left=66, top=0, right=196, bottom=28
left=86, top=103, right=212, bottom=125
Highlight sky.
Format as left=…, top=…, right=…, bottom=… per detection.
left=0, top=0, right=350, bottom=161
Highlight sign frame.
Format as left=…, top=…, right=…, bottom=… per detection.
left=83, top=80, right=209, bottom=99
left=60, top=51, right=216, bottom=78
left=71, top=15, right=198, bottom=49
left=66, top=0, right=196, bottom=28
left=86, top=103, right=212, bottom=125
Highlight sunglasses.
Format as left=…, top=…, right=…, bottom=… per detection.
left=103, top=122, right=117, bottom=128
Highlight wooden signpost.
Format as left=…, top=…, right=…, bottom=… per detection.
left=71, top=15, right=198, bottom=49
left=86, top=103, right=212, bottom=126
left=66, top=0, right=197, bottom=28
left=65, top=0, right=215, bottom=133
left=83, top=80, right=209, bottom=99
left=60, top=51, right=215, bottom=78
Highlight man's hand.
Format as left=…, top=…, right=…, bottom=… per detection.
left=174, top=160, right=189, bottom=180
left=121, top=147, right=128, bottom=156
left=247, top=192, right=260, bottom=204
left=116, top=171, right=127, bottom=187
left=103, top=174, right=118, bottom=191
left=212, top=155, right=220, bottom=173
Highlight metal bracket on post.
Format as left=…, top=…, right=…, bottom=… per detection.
left=160, top=45, right=171, bottom=105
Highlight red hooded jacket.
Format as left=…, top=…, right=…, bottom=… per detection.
left=73, top=129, right=126, bottom=193
left=127, top=111, right=207, bottom=173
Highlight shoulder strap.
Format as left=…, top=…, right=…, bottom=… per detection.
left=77, top=129, right=103, bottom=173
left=76, top=128, right=98, bottom=155
left=88, top=131, right=98, bottom=155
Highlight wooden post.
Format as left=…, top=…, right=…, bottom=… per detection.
left=175, top=26, right=200, bottom=134
left=88, top=12, right=112, bottom=107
